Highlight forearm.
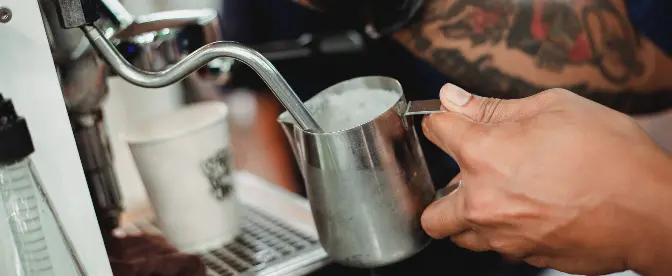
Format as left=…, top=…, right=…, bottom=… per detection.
left=392, top=0, right=672, bottom=115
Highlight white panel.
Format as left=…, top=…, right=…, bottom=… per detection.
left=0, top=1, right=113, bottom=275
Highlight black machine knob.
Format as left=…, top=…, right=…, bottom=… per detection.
left=52, top=0, right=101, bottom=28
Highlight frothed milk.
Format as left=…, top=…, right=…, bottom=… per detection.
left=310, top=88, right=400, bottom=132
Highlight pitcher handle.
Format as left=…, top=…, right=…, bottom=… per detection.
left=434, top=181, right=461, bottom=201
left=401, top=99, right=458, bottom=201
left=404, top=99, right=445, bottom=116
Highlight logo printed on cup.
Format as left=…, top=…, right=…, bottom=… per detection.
left=200, top=148, right=234, bottom=201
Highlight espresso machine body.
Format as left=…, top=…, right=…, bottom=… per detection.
left=0, top=1, right=113, bottom=275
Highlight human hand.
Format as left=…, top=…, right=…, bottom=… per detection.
left=421, top=84, right=672, bottom=275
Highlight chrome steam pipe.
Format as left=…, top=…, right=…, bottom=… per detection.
left=81, top=25, right=323, bottom=132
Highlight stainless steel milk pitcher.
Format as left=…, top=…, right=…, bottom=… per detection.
left=278, top=76, right=444, bottom=268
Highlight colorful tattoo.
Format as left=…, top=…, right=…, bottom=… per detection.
left=396, top=0, right=672, bottom=114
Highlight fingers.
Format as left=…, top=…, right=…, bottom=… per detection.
left=422, top=111, right=487, bottom=160
left=438, top=83, right=556, bottom=124
left=421, top=182, right=469, bottom=239
left=424, top=84, right=568, bottom=161
left=523, top=256, right=550, bottom=269
left=451, top=230, right=490, bottom=252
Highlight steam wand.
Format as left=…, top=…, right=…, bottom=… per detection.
left=81, top=25, right=322, bottom=132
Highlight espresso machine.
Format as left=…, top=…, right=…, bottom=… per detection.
left=0, top=0, right=546, bottom=275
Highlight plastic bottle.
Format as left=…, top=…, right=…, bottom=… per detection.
left=0, top=93, right=54, bottom=275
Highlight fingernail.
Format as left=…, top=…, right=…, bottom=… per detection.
left=441, top=84, right=472, bottom=106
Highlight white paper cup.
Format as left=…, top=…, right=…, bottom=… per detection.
left=125, top=101, right=240, bottom=252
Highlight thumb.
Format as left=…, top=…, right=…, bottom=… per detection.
left=423, top=84, right=556, bottom=160
left=439, top=83, right=548, bottom=123
left=423, top=111, right=487, bottom=160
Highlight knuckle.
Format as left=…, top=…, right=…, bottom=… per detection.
left=450, top=234, right=469, bottom=249
left=420, top=202, right=452, bottom=239
left=422, top=115, right=447, bottom=152
left=463, top=198, right=492, bottom=225
left=462, top=188, right=501, bottom=225
left=536, top=88, right=575, bottom=105
left=422, top=115, right=438, bottom=140
left=422, top=115, right=434, bottom=130
left=458, top=125, right=484, bottom=154
left=540, top=88, right=573, bottom=98
left=451, top=232, right=489, bottom=252
left=459, top=140, right=481, bottom=164
left=422, top=224, right=443, bottom=239
left=535, top=89, right=562, bottom=103
left=420, top=211, right=440, bottom=238
left=524, top=256, right=550, bottom=268
left=527, top=89, right=575, bottom=113
left=487, top=239, right=528, bottom=258
left=457, top=126, right=493, bottom=166
left=473, top=97, right=503, bottom=123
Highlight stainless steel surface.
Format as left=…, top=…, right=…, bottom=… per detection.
left=405, top=99, right=445, bottom=116
left=204, top=208, right=325, bottom=276
left=435, top=181, right=460, bottom=201
left=130, top=208, right=326, bottom=276
left=82, top=25, right=322, bottom=132
left=277, top=76, right=436, bottom=267
left=113, top=9, right=221, bottom=72
left=122, top=172, right=329, bottom=276
left=0, top=7, right=12, bottom=23
left=113, top=9, right=219, bottom=41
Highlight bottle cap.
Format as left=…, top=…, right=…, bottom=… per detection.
left=0, top=93, right=35, bottom=164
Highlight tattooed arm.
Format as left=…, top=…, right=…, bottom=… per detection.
left=393, top=0, right=672, bottom=114
left=294, top=0, right=672, bottom=114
